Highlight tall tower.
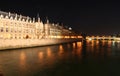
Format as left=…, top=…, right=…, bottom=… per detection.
left=46, top=17, right=49, bottom=24
left=44, top=17, right=50, bottom=38
left=37, top=13, right=40, bottom=22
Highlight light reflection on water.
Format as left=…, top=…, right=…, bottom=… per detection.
left=38, top=52, right=43, bottom=60
left=0, top=40, right=120, bottom=76
left=19, top=52, right=26, bottom=70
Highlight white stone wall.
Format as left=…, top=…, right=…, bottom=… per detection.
left=0, top=39, right=81, bottom=50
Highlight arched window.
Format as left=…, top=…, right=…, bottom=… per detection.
left=6, top=28, right=8, bottom=32
left=1, top=27, right=3, bottom=32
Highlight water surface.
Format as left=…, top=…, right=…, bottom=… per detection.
left=0, top=40, right=120, bottom=76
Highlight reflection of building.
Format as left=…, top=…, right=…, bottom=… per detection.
left=0, top=11, right=80, bottom=39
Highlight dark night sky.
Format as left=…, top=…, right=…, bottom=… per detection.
left=0, top=0, right=120, bottom=36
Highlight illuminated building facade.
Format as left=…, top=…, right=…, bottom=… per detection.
left=0, top=11, right=37, bottom=39
left=0, top=11, right=79, bottom=39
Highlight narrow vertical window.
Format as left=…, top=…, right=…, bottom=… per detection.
left=6, top=28, right=8, bottom=32
left=1, top=27, right=3, bottom=32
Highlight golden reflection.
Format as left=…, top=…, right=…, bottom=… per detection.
left=59, top=45, right=64, bottom=54
left=20, top=52, right=26, bottom=68
left=46, top=47, right=55, bottom=63
left=91, top=40, right=94, bottom=46
left=38, top=52, right=43, bottom=60
left=96, top=40, right=99, bottom=45
left=77, top=42, right=82, bottom=48
left=108, top=40, right=112, bottom=47
left=86, top=40, right=90, bottom=43
left=107, top=41, right=112, bottom=57
left=47, top=47, right=52, bottom=57
left=102, top=40, right=105, bottom=46
left=76, top=49, right=82, bottom=56
left=95, top=40, right=99, bottom=49
left=20, top=52, right=26, bottom=61
left=91, top=40, right=95, bottom=52
left=76, top=42, right=82, bottom=58
left=72, top=43, right=76, bottom=48
left=58, top=45, right=65, bottom=59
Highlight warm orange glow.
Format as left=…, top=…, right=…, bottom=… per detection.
left=102, top=40, right=105, bottom=46
left=102, top=36, right=105, bottom=38
left=77, top=42, right=82, bottom=48
left=86, top=39, right=91, bottom=43
left=96, top=36, right=99, bottom=37
left=88, top=38, right=92, bottom=41
left=96, top=36, right=99, bottom=40
left=20, top=52, right=26, bottom=61
left=47, top=48, right=52, bottom=57
left=108, top=40, right=112, bottom=47
left=59, top=45, right=64, bottom=56
left=72, top=43, right=76, bottom=48
left=20, top=52, right=26, bottom=67
left=76, top=48, right=82, bottom=58
left=59, top=45, right=64, bottom=52
left=91, top=40, right=94, bottom=47
left=64, top=36, right=70, bottom=38
left=58, top=45, right=64, bottom=58
left=92, top=36, right=95, bottom=38
left=77, top=36, right=82, bottom=38
left=38, top=52, right=43, bottom=60
left=96, top=40, right=99, bottom=44
left=49, top=35, right=63, bottom=38
left=71, top=36, right=76, bottom=38
left=90, top=40, right=95, bottom=52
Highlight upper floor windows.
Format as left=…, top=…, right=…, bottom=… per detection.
left=0, top=27, right=3, bottom=32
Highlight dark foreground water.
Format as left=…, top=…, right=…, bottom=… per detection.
left=0, top=40, right=120, bottom=76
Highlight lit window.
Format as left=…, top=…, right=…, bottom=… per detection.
left=6, top=28, right=8, bottom=32
left=1, top=27, right=3, bottom=32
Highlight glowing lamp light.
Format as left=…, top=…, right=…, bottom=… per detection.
left=88, top=38, right=92, bottom=41
left=69, top=27, right=72, bottom=30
